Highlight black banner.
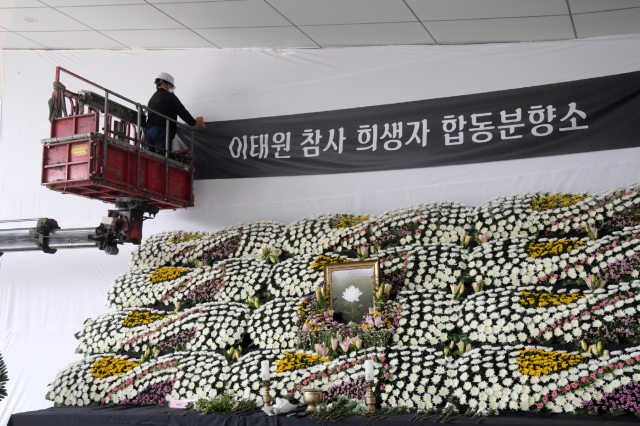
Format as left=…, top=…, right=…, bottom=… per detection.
left=181, top=71, right=640, bottom=180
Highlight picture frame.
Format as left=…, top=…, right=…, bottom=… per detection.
left=324, top=260, right=380, bottom=325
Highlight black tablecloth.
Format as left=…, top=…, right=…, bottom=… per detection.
left=8, top=405, right=640, bottom=426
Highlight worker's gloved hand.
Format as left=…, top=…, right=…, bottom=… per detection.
left=195, top=117, right=205, bottom=128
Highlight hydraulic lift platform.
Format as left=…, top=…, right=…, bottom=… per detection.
left=0, top=67, right=199, bottom=256
left=42, top=67, right=195, bottom=210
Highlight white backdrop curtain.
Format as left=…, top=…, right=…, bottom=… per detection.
left=1, top=34, right=640, bottom=424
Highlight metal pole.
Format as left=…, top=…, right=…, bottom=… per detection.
left=0, top=227, right=100, bottom=252
left=136, top=105, right=142, bottom=189
left=190, top=130, right=195, bottom=204
left=136, top=105, right=142, bottom=139
left=165, top=119, right=170, bottom=158
left=58, top=67, right=107, bottom=91
left=165, top=119, right=170, bottom=198
left=190, top=130, right=195, bottom=170
left=103, top=90, right=109, bottom=179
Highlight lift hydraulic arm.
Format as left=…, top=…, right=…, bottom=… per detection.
left=0, top=198, right=158, bottom=257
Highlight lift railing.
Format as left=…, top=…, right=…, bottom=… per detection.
left=54, top=66, right=197, bottom=198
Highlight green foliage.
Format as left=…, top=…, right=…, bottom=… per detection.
left=0, top=352, right=7, bottom=402
left=192, top=393, right=256, bottom=414
left=375, top=406, right=408, bottom=415
left=194, top=393, right=235, bottom=414
left=314, top=396, right=368, bottom=420
left=235, top=399, right=257, bottom=411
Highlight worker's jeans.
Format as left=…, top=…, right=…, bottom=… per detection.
left=144, top=126, right=171, bottom=155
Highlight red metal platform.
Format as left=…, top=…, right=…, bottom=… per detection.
left=42, top=68, right=194, bottom=210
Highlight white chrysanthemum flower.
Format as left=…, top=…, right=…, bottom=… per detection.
left=342, top=285, right=363, bottom=303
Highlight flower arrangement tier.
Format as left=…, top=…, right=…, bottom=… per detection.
left=129, top=221, right=286, bottom=268
left=533, top=346, right=640, bottom=413
left=344, top=202, right=473, bottom=252
left=107, top=257, right=271, bottom=308
left=393, top=289, right=461, bottom=346
left=211, top=257, right=271, bottom=303
left=467, top=227, right=640, bottom=288
left=472, top=184, right=640, bottom=239
left=452, top=345, right=588, bottom=413
left=468, top=236, right=591, bottom=288
left=109, top=348, right=386, bottom=405
left=281, top=213, right=371, bottom=255
left=267, top=253, right=352, bottom=298
left=247, top=298, right=299, bottom=350
left=528, top=281, right=640, bottom=346
left=381, top=344, right=640, bottom=414
left=47, top=351, right=260, bottom=406
left=107, top=266, right=204, bottom=308
left=400, top=244, right=468, bottom=291
left=129, top=227, right=242, bottom=268
left=592, top=184, right=640, bottom=233
left=458, top=285, right=587, bottom=345
left=565, top=184, right=640, bottom=237
left=472, top=191, right=595, bottom=239
left=243, top=348, right=387, bottom=403
left=75, top=302, right=248, bottom=355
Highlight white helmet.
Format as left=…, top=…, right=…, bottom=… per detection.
left=156, top=72, right=175, bottom=88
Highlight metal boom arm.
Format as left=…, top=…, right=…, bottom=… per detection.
left=0, top=198, right=158, bottom=257
left=0, top=225, right=101, bottom=254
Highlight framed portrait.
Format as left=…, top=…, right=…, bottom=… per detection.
left=324, top=260, right=379, bottom=325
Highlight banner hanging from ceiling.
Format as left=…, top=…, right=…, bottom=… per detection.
left=180, top=70, right=640, bottom=180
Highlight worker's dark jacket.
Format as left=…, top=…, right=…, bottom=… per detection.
left=145, top=88, right=197, bottom=140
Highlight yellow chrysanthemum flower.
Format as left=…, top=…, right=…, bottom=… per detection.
left=328, top=215, right=369, bottom=229
left=149, top=267, right=189, bottom=283
left=310, top=255, right=353, bottom=271
left=90, top=357, right=139, bottom=379
left=274, top=351, right=329, bottom=373
left=519, top=291, right=584, bottom=308
left=167, top=232, right=205, bottom=244
left=516, top=349, right=585, bottom=376
left=528, top=194, right=588, bottom=210
left=121, top=311, right=170, bottom=328
left=525, top=239, right=586, bottom=259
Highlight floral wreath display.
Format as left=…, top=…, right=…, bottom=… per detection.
left=129, top=221, right=286, bottom=268
left=75, top=302, right=248, bottom=355
left=46, top=182, right=640, bottom=417
left=107, top=257, right=271, bottom=308
left=473, top=187, right=640, bottom=239
left=343, top=202, right=473, bottom=252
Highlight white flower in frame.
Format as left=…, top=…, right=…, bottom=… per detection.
left=342, top=285, right=363, bottom=303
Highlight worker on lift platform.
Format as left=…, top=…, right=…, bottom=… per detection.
left=144, top=72, right=205, bottom=155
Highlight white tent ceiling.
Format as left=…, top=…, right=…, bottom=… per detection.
left=0, top=0, right=638, bottom=50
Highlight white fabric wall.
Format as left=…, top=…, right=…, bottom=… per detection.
left=2, top=34, right=640, bottom=424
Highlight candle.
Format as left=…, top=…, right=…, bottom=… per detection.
left=364, top=359, right=374, bottom=381
left=261, top=360, right=270, bottom=381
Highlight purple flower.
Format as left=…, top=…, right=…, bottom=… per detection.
left=598, top=253, right=640, bottom=281
left=324, top=375, right=367, bottom=402
left=155, top=327, right=198, bottom=351
left=582, top=380, right=640, bottom=414
left=120, top=378, right=175, bottom=405
left=183, top=276, right=225, bottom=303
left=598, top=204, right=640, bottom=230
